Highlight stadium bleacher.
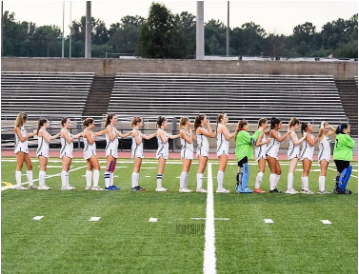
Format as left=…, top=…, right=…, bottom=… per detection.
left=1, top=71, right=94, bottom=117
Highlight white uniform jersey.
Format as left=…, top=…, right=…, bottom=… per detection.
left=131, top=129, right=144, bottom=159
left=156, top=129, right=169, bottom=160
left=300, top=133, right=315, bottom=161
left=318, top=135, right=331, bottom=162
left=216, top=130, right=229, bottom=157
left=14, top=126, right=29, bottom=154
left=180, top=129, right=194, bottom=160
left=266, top=130, right=281, bottom=160
left=83, top=129, right=96, bottom=160
left=255, top=133, right=267, bottom=161
left=60, top=130, right=74, bottom=159
left=196, top=128, right=210, bottom=158
left=36, top=131, right=49, bottom=158
left=287, top=132, right=300, bottom=160
left=105, top=125, right=118, bottom=158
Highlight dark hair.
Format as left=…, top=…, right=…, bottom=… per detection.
left=131, top=116, right=142, bottom=128
left=37, top=118, right=48, bottom=134
left=335, top=123, right=349, bottom=134
left=83, top=118, right=94, bottom=128
left=257, top=118, right=267, bottom=129
left=156, top=116, right=167, bottom=128
left=235, top=119, right=248, bottom=137
left=179, top=117, right=189, bottom=129
left=61, top=117, right=69, bottom=127
left=270, top=117, right=281, bottom=129
left=194, top=114, right=206, bottom=130
left=288, top=117, right=300, bottom=128
left=104, top=113, right=116, bottom=128
left=15, top=112, right=28, bottom=127
left=301, top=122, right=309, bottom=135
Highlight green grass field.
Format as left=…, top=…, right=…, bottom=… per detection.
left=1, top=156, right=358, bottom=274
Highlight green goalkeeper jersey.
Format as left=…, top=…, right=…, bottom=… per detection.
left=333, top=133, right=355, bottom=161
left=235, top=129, right=262, bottom=162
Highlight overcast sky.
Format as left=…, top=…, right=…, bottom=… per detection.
left=3, top=1, right=358, bottom=36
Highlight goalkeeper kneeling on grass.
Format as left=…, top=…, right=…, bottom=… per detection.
left=333, top=123, right=355, bottom=194
left=235, top=120, right=262, bottom=193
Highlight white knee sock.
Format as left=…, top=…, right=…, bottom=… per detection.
left=217, top=170, right=224, bottom=189
left=132, top=172, right=139, bottom=188
left=39, top=171, right=46, bottom=186
left=27, top=170, right=33, bottom=186
left=302, top=176, right=309, bottom=190
left=86, top=170, right=92, bottom=187
left=157, top=174, right=163, bottom=188
left=104, top=172, right=111, bottom=188
left=269, top=173, right=276, bottom=190
left=15, top=170, right=22, bottom=187
left=180, top=172, right=187, bottom=189
left=275, top=175, right=281, bottom=188
left=287, top=173, right=294, bottom=190
left=319, top=175, right=325, bottom=192
left=61, top=171, right=67, bottom=187
left=255, top=172, right=264, bottom=189
left=93, top=170, right=100, bottom=187
left=197, top=173, right=203, bottom=189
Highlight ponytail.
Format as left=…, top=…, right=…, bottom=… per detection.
left=270, top=117, right=281, bottom=129
left=131, top=116, right=142, bottom=128
left=104, top=113, right=116, bottom=128
left=288, top=117, right=300, bottom=128
left=179, top=117, right=189, bottom=130
left=257, top=118, right=267, bottom=129
left=335, top=123, right=348, bottom=134
left=83, top=118, right=94, bottom=129
left=156, top=116, right=166, bottom=128
left=37, top=118, right=47, bottom=134
left=194, top=114, right=205, bottom=130
left=15, top=112, right=28, bottom=128
left=235, top=119, right=248, bottom=137
left=61, top=117, right=69, bottom=127
left=301, top=122, right=309, bottom=136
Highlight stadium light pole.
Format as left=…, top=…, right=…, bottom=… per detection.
left=62, top=1, right=65, bottom=58
left=85, top=1, right=91, bottom=58
left=69, top=1, right=72, bottom=58
left=196, top=1, right=204, bottom=60
left=226, top=1, right=230, bottom=56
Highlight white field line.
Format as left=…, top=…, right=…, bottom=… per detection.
left=1, top=165, right=87, bottom=191
left=328, top=167, right=359, bottom=179
left=203, top=163, right=216, bottom=274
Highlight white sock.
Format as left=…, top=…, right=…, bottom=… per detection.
left=132, top=172, right=139, bottom=188
left=110, top=172, right=114, bottom=186
left=39, top=171, right=46, bottom=186
left=66, top=171, right=70, bottom=186
left=319, top=175, right=325, bottom=192
left=157, top=174, right=163, bottom=188
left=27, top=170, right=33, bottom=186
left=15, top=170, right=22, bottom=187
left=180, top=172, right=187, bottom=189
left=255, top=172, right=264, bottom=189
left=287, top=173, right=294, bottom=190
left=269, top=173, right=276, bottom=190
left=185, top=173, right=189, bottom=188
left=86, top=170, right=92, bottom=187
left=302, top=176, right=309, bottom=191
left=197, top=173, right=203, bottom=189
left=104, top=172, right=111, bottom=188
left=61, top=171, right=67, bottom=187
left=274, top=175, right=281, bottom=188
left=217, top=170, right=224, bottom=189
left=93, top=170, right=100, bottom=187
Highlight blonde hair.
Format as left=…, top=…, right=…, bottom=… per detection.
left=83, top=118, right=94, bottom=129
left=131, top=116, right=142, bottom=128
left=179, top=117, right=189, bottom=129
left=288, top=117, right=300, bottom=128
left=15, top=112, right=28, bottom=128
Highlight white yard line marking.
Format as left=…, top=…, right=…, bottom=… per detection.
left=1, top=165, right=87, bottom=191
left=320, top=220, right=332, bottom=225
left=149, top=218, right=158, bottom=222
left=89, top=217, right=101, bottom=222
left=328, top=167, right=358, bottom=178
left=192, top=218, right=230, bottom=221
left=264, top=219, right=274, bottom=224
left=203, top=163, right=216, bottom=274
left=32, top=216, right=44, bottom=221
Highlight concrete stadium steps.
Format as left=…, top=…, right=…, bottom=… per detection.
left=82, top=76, right=115, bottom=117
left=1, top=71, right=94, bottom=116
left=335, top=79, right=358, bottom=137
left=108, top=73, right=348, bottom=124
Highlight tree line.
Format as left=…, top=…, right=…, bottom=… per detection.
left=2, top=2, right=358, bottom=59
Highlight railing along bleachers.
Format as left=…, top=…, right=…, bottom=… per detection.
left=108, top=73, right=348, bottom=124
left=1, top=71, right=94, bottom=116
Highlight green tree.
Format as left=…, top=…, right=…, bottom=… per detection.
left=32, top=25, right=61, bottom=57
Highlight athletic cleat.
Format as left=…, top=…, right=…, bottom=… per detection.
left=179, top=188, right=193, bottom=193
left=61, top=186, right=74, bottom=191
left=156, top=187, right=168, bottom=192
left=216, top=188, right=230, bottom=193
left=28, top=184, right=38, bottom=189
left=254, top=188, right=266, bottom=193
left=91, top=186, right=103, bottom=191
left=105, top=186, right=115, bottom=191
left=238, top=187, right=253, bottom=193
left=300, top=189, right=314, bottom=194
left=334, top=187, right=352, bottom=194
left=196, top=188, right=208, bottom=193
left=85, top=186, right=92, bottom=190
left=318, top=190, right=331, bottom=194
left=16, top=185, right=28, bottom=190
left=131, top=186, right=145, bottom=191
left=68, top=185, right=76, bottom=190
left=269, top=188, right=282, bottom=194
left=285, top=188, right=299, bottom=194
left=111, top=185, right=120, bottom=190
left=38, top=185, right=50, bottom=190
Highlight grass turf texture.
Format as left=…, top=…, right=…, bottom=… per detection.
left=1, top=157, right=358, bottom=274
